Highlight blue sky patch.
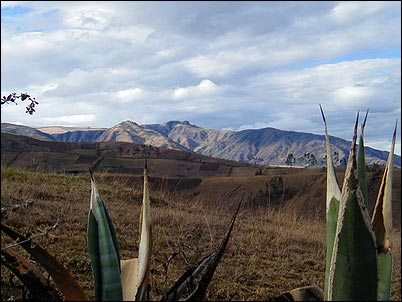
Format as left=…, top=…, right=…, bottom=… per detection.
left=1, top=6, right=34, bottom=17
left=42, top=9, right=59, bottom=18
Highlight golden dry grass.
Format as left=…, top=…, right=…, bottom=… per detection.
left=1, top=167, right=401, bottom=301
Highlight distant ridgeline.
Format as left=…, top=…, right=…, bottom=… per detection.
left=1, top=121, right=400, bottom=168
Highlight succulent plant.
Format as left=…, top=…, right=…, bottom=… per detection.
left=321, top=106, right=397, bottom=301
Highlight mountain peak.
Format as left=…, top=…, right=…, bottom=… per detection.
left=118, top=120, right=139, bottom=127
left=166, top=120, right=192, bottom=126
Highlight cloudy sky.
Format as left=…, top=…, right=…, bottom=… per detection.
left=1, top=1, right=401, bottom=155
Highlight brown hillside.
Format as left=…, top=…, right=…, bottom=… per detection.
left=180, top=168, right=401, bottom=228
left=2, top=132, right=400, bottom=227
left=1, top=133, right=259, bottom=177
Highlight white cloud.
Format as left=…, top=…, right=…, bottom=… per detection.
left=329, top=1, right=395, bottom=25
left=27, top=82, right=59, bottom=97
left=42, top=114, right=96, bottom=125
left=183, top=56, right=234, bottom=78
left=62, top=7, right=113, bottom=30
left=266, top=113, right=317, bottom=132
left=236, top=122, right=271, bottom=131
left=172, top=79, right=223, bottom=100
left=9, top=121, right=25, bottom=126
left=116, top=88, right=146, bottom=103
left=366, top=139, right=401, bottom=155
left=249, top=58, right=400, bottom=109
left=107, top=25, right=154, bottom=44
left=332, top=85, right=373, bottom=107
left=1, top=1, right=400, bottom=154
left=1, top=1, right=26, bottom=8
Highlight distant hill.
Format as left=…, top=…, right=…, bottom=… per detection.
left=1, top=121, right=400, bottom=167
left=1, top=123, right=55, bottom=141
left=1, top=132, right=259, bottom=178
left=97, top=120, right=192, bottom=152
left=37, top=125, right=106, bottom=142
left=37, top=125, right=107, bottom=134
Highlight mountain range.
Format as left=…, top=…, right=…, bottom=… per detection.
left=1, top=121, right=400, bottom=167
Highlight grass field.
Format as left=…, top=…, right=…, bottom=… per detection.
left=1, top=167, right=401, bottom=301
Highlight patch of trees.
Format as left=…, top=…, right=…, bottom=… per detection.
left=248, top=176, right=290, bottom=208
left=286, top=151, right=347, bottom=167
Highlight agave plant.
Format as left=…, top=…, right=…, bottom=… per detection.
left=87, top=161, right=242, bottom=301
left=87, top=161, right=157, bottom=301
left=321, top=106, right=397, bottom=301
left=88, top=170, right=123, bottom=301
left=274, top=107, right=397, bottom=301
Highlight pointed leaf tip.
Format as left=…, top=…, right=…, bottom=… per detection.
left=319, top=104, right=326, bottom=123
left=392, top=120, right=397, bottom=143
left=88, top=167, right=94, bottom=182
left=362, top=109, right=369, bottom=129
left=354, top=111, right=360, bottom=134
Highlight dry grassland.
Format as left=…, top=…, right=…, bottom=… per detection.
left=1, top=167, right=400, bottom=301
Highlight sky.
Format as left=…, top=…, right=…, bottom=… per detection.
left=1, top=1, right=401, bottom=155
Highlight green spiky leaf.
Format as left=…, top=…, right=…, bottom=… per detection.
left=372, top=122, right=397, bottom=301
left=135, top=161, right=153, bottom=301
left=319, top=105, right=341, bottom=300
left=357, top=109, right=369, bottom=208
left=88, top=174, right=123, bottom=301
left=328, top=113, right=378, bottom=301
left=88, top=210, right=102, bottom=300
left=377, top=252, right=392, bottom=301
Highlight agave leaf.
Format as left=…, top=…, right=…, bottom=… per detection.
left=319, top=105, right=342, bottom=212
left=319, top=105, right=341, bottom=300
left=161, top=253, right=214, bottom=301
left=377, top=252, right=392, bottom=301
left=324, top=197, right=339, bottom=301
left=89, top=174, right=123, bottom=301
left=184, top=196, right=243, bottom=301
left=371, top=122, right=397, bottom=301
left=1, top=222, right=88, bottom=301
left=372, top=122, right=397, bottom=250
left=270, top=285, right=324, bottom=301
left=357, top=109, right=369, bottom=208
left=135, top=160, right=153, bottom=301
left=121, top=258, right=139, bottom=301
left=88, top=210, right=101, bottom=300
left=328, top=113, right=378, bottom=301
left=1, top=241, right=60, bottom=301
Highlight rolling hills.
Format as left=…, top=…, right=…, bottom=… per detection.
left=2, top=121, right=400, bottom=167
left=1, top=132, right=400, bottom=227
left=0, top=132, right=259, bottom=178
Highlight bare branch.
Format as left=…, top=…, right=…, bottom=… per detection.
left=1, top=92, right=39, bottom=115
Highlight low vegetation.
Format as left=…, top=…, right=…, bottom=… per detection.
left=1, top=166, right=400, bottom=301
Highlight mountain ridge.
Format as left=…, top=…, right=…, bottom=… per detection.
left=1, top=121, right=400, bottom=167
